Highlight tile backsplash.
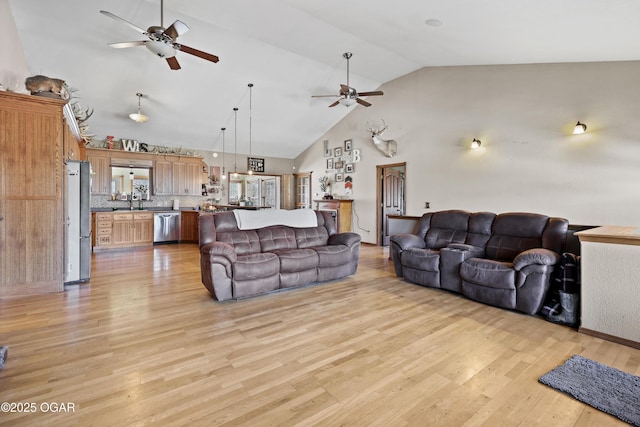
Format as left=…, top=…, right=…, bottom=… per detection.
left=91, top=194, right=209, bottom=210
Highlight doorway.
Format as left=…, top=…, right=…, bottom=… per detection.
left=376, top=162, right=406, bottom=246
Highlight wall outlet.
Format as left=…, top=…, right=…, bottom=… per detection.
left=425, top=202, right=430, bottom=209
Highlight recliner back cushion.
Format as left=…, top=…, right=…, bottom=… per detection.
left=258, top=227, right=297, bottom=252
left=216, top=230, right=261, bottom=255
left=424, top=210, right=470, bottom=249
left=485, top=213, right=549, bottom=261
left=295, top=226, right=329, bottom=248
left=466, top=212, right=496, bottom=248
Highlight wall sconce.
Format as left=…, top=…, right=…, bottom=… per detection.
left=470, top=138, right=481, bottom=149
left=573, top=121, right=587, bottom=135
left=129, top=168, right=135, bottom=180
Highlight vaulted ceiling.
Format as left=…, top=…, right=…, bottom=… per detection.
left=9, top=0, right=640, bottom=158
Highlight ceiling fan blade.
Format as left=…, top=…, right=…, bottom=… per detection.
left=175, top=44, right=219, bottom=63
left=166, top=56, right=181, bottom=70
left=108, top=41, right=146, bottom=49
left=356, top=98, right=372, bottom=107
left=163, top=20, right=190, bottom=40
left=311, top=95, right=339, bottom=98
left=356, top=91, right=384, bottom=97
left=100, top=10, right=147, bottom=34
left=328, top=100, right=340, bottom=108
left=339, top=84, right=350, bottom=95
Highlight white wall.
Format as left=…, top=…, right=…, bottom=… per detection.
left=0, top=0, right=30, bottom=92
left=295, top=61, right=640, bottom=244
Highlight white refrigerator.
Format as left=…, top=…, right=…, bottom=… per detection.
left=64, top=161, right=91, bottom=284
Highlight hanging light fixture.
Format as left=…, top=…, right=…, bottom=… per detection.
left=232, top=107, right=239, bottom=178
left=247, top=83, right=254, bottom=175
left=129, top=93, right=149, bottom=123
left=220, top=127, right=227, bottom=180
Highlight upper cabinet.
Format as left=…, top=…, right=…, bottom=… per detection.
left=85, top=148, right=204, bottom=197
left=154, top=160, right=173, bottom=195
left=87, top=151, right=110, bottom=194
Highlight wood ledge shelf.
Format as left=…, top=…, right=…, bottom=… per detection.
left=576, top=225, right=640, bottom=246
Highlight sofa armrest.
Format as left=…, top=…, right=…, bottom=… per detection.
left=200, top=241, right=238, bottom=263
left=513, top=248, right=560, bottom=271
left=328, top=232, right=361, bottom=248
left=389, top=233, right=426, bottom=251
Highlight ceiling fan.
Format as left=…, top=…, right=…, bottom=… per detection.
left=100, top=0, right=219, bottom=70
left=312, top=52, right=383, bottom=107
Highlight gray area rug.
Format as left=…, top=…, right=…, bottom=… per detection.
left=539, top=355, right=640, bottom=426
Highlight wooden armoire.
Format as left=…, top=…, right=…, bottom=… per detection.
left=0, top=91, right=83, bottom=297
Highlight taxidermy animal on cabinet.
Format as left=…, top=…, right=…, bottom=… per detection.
left=366, top=119, right=397, bottom=157
left=25, top=75, right=69, bottom=100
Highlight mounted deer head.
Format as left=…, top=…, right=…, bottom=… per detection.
left=366, top=119, right=397, bottom=157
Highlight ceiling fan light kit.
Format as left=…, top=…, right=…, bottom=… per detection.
left=100, top=0, right=219, bottom=71
left=312, top=52, right=384, bottom=108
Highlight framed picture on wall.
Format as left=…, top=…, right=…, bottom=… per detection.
left=327, top=158, right=334, bottom=169
left=335, top=160, right=344, bottom=169
left=248, top=157, right=265, bottom=172
left=345, top=163, right=354, bottom=173
left=334, top=147, right=343, bottom=157
left=323, top=140, right=332, bottom=157
left=344, top=139, right=352, bottom=151
left=335, top=173, right=344, bottom=182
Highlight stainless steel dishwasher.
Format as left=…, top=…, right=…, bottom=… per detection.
left=154, top=212, right=180, bottom=243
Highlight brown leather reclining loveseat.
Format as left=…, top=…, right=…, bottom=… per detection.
left=199, top=210, right=361, bottom=301
left=390, top=210, right=568, bottom=314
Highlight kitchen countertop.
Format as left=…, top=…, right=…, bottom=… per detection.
left=92, top=207, right=201, bottom=213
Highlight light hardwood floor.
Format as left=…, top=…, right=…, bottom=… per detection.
left=1, top=244, right=638, bottom=426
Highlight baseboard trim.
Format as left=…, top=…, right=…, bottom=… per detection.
left=578, top=327, right=640, bottom=350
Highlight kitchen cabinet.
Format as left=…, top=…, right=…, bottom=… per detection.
left=180, top=210, right=200, bottom=242
left=172, top=162, right=201, bottom=195
left=87, top=152, right=110, bottom=194
left=93, top=211, right=153, bottom=250
left=85, top=148, right=205, bottom=197
left=0, top=91, right=80, bottom=297
left=154, top=160, right=173, bottom=195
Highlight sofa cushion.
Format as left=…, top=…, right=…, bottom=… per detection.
left=484, top=213, right=549, bottom=261
left=233, top=252, right=280, bottom=280
left=216, top=230, right=261, bottom=255
left=258, top=227, right=297, bottom=252
left=466, top=212, right=496, bottom=248
left=274, top=248, right=319, bottom=273
left=401, top=248, right=440, bottom=271
left=295, top=227, right=330, bottom=248
left=312, top=245, right=350, bottom=267
left=424, top=210, right=470, bottom=249
left=460, top=258, right=515, bottom=289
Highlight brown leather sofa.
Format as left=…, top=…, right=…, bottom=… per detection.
left=199, top=210, right=361, bottom=301
left=390, top=210, right=568, bottom=315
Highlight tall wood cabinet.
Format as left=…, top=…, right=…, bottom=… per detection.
left=0, top=91, right=79, bottom=297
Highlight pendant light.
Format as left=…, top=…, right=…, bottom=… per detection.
left=129, top=93, right=149, bottom=123
left=221, top=127, right=227, bottom=180
left=247, top=83, right=254, bottom=175
left=232, top=107, right=238, bottom=178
